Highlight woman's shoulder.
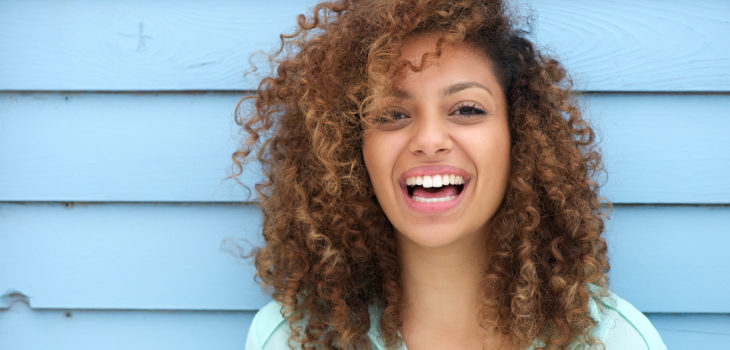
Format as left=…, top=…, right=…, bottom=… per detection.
left=245, top=301, right=390, bottom=350
left=245, top=300, right=290, bottom=350
left=587, top=288, right=667, bottom=350
left=246, top=291, right=667, bottom=350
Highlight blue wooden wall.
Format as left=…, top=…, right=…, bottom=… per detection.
left=1, top=0, right=729, bottom=348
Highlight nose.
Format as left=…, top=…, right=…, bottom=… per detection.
left=408, top=112, right=453, bottom=157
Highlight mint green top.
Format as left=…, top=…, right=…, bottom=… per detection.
left=245, top=289, right=666, bottom=349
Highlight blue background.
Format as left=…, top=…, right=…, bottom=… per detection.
left=1, top=0, right=729, bottom=348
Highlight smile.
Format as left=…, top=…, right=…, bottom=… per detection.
left=405, top=174, right=465, bottom=203
left=399, top=167, right=470, bottom=213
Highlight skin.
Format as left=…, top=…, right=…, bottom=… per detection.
left=362, top=34, right=513, bottom=349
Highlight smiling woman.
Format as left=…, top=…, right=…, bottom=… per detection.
left=232, top=0, right=666, bottom=349
left=363, top=35, right=511, bottom=252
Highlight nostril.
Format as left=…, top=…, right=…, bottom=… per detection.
left=408, top=123, right=453, bottom=156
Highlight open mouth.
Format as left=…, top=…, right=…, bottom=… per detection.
left=404, top=174, right=466, bottom=203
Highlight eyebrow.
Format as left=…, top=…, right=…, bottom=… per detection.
left=391, top=81, right=493, bottom=100
left=392, top=88, right=411, bottom=99
left=440, top=81, right=493, bottom=97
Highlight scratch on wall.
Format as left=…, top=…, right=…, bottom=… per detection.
left=187, top=61, right=218, bottom=69
left=116, top=21, right=153, bottom=52
left=1, top=289, right=31, bottom=309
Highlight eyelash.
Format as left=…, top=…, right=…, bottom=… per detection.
left=376, top=102, right=486, bottom=125
left=451, top=102, right=486, bottom=116
left=375, top=109, right=409, bottom=124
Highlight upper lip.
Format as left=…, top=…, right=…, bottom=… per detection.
left=399, top=165, right=470, bottom=185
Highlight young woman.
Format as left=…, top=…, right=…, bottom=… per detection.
left=234, top=0, right=666, bottom=349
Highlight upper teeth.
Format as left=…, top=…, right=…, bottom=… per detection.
left=405, top=174, right=465, bottom=188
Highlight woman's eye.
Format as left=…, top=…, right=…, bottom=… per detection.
left=453, top=103, right=486, bottom=116
left=376, top=110, right=408, bottom=123
left=389, top=110, right=408, bottom=121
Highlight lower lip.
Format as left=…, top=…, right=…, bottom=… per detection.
left=401, top=182, right=467, bottom=214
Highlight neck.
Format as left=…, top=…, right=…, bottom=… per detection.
left=398, top=232, right=488, bottom=333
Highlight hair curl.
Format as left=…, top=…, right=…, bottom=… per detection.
left=232, top=0, right=611, bottom=349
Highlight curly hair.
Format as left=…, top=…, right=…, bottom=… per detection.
left=232, top=0, right=611, bottom=349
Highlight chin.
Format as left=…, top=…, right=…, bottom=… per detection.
left=395, top=223, right=484, bottom=249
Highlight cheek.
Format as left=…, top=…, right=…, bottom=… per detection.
left=362, top=135, right=388, bottom=187
left=362, top=133, right=405, bottom=208
left=492, top=136, right=511, bottom=180
left=490, top=128, right=511, bottom=166
left=467, top=123, right=511, bottom=180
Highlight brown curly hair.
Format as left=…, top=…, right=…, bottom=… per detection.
left=232, top=0, right=610, bottom=349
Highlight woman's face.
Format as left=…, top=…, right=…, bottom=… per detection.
left=362, top=34, right=511, bottom=249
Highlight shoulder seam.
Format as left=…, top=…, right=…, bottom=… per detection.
left=250, top=300, right=288, bottom=349
left=597, top=293, right=665, bottom=350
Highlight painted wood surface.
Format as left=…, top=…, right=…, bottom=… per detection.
left=647, top=313, right=730, bottom=349
left=2, top=1, right=728, bottom=349
left=0, top=303, right=255, bottom=350
left=1, top=307, right=727, bottom=350
left=0, top=92, right=256, bottom=202
left=2, top=93, right=729, bottom=204
left=2, top=203, right=728, bottom=313
left=0, top=203, right=268, bottom=311
left=589, top=94, right=730, bottom=204
left=605, top=206, right=730, bottom=313
left=1, top=0, right=729, bottom=91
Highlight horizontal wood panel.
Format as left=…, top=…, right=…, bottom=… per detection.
left=0, top=303, right=254, bottom=350
left=587, top=94, right=730, bottom=204
left=0, top=93, right=255, bottom=202
left=646, top=313, right=730, bottom=349
left=2, top=308, right=723, bottom=348
left=2, top=93, right=729, bottom=203
left=1, top=203, right=728, bottom=312
left=0, top=0, right=728, bottom=91
left=0, top=0, right=317, bottom=91
left=530, top=0, right=730, bottom=92
left=606, top=206, right=730, bottom=313
left=0, top=203, right=269, bottom=310
left=1, top=306, right=726, bottom=350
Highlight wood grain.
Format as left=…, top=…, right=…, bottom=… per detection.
left=647, top=313, right=730, bottom=349
left=606, top=206, right=730, bottom=313
left=2, top=93, right=728, bottom=203
left=0, top=304, right=255, bottom=350
left=0, top=92, right=255, bottom=202
left=529, top=0, right=730, bottom=91
left=0, top=306, right=725, bottom=350
left=1, top=1, right=727, bottom=349
left=586, top=94, right=730, bottom=204
left=2, top=203, right=728, bottom=312
left=0, top=0, right=728, bottom=91
left=0, top=203, right=269, bottom=310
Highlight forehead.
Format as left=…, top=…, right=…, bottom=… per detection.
left=398, top=34, right=492, bottom=70
left=388, top=34, right=503, bottom=98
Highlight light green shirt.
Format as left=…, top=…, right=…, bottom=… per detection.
left=245, top=289, right=666, bottom=349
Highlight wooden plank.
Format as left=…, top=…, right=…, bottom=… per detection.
left=0, top=0, right=728, bottom=91
left=1, top=203, right=728, bottom=312
left=0, top=0, right=319, bottom=91
left=529, top=0, right=730, bottom=91
left=2, top=93, right=729, bottom=203
left=607, top=206, right=730, bottom=313
left=0, top=203, right=270, bottom=310
left=647, top=313, right=730, bottom=349
left=588, top=94, right=730, bottom=204
left=0, top=92, right=255, bottom=202
left=0, top=304, right=255, bottom=350
left=1, top=306, right=727, bottom=350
